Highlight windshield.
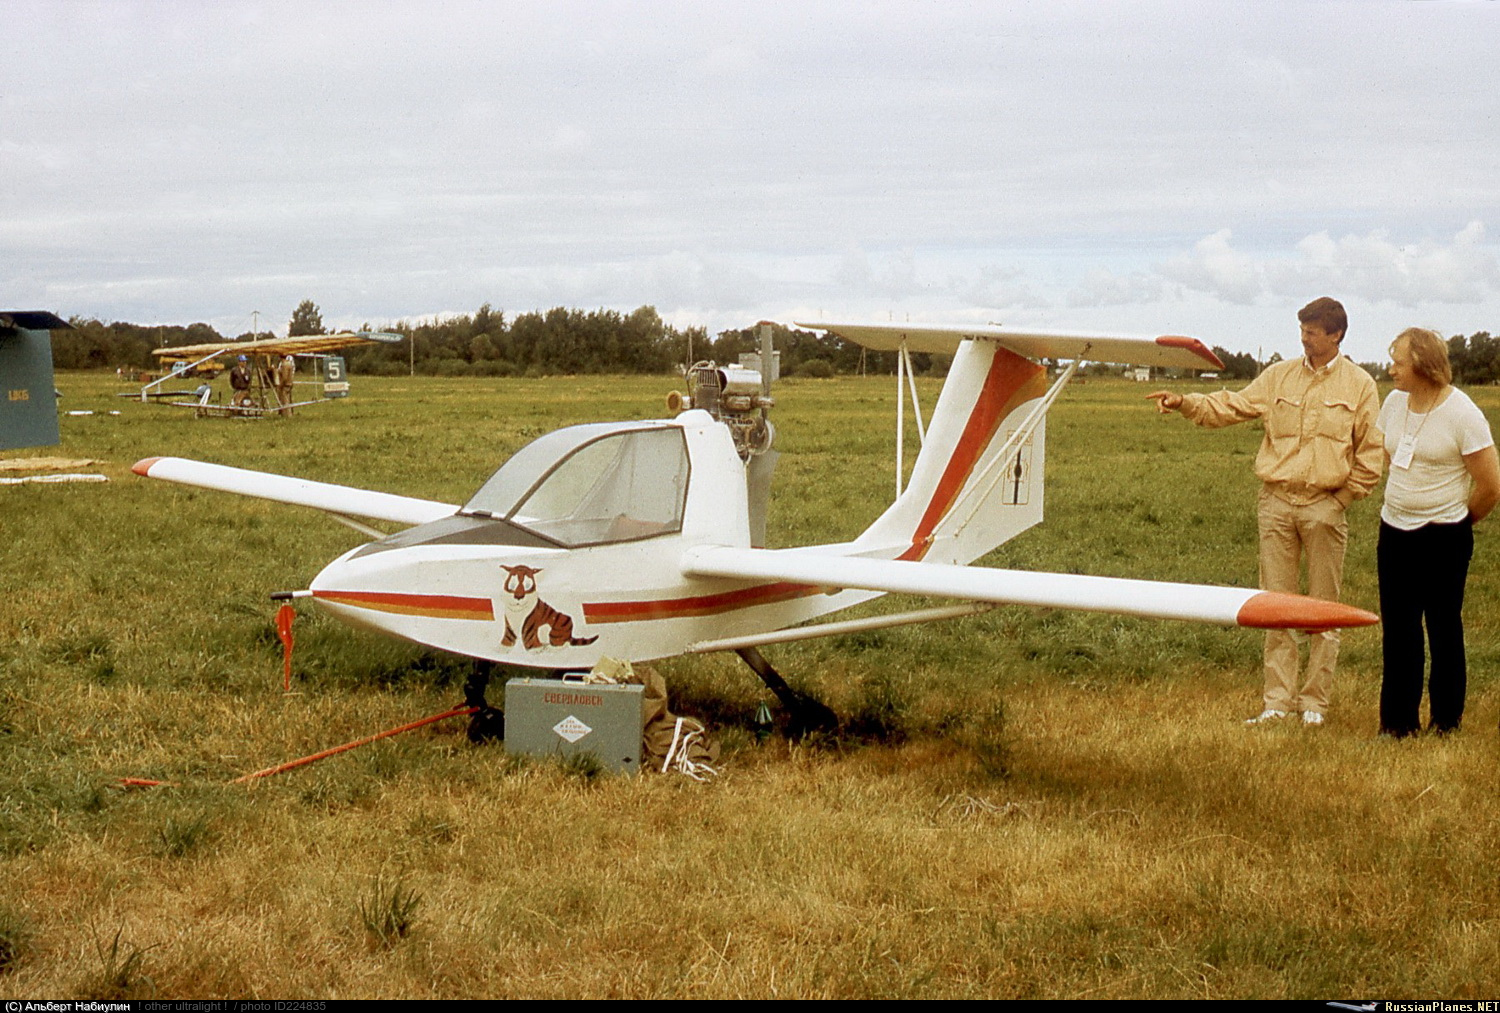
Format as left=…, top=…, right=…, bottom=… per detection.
left=464, top=423, right=626, bottom=519
left=465, top=425, right=689, bottom=547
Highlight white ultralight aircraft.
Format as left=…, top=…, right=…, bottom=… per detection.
left=133, top=321, right=1378, bottom=728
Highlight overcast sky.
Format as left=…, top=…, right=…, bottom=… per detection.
left=5, top=0, right=1499, bottom=362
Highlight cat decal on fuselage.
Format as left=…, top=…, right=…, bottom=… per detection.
left=499, top=563, right=598, bottom=650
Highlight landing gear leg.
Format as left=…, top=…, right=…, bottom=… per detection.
left=464, top=660, right=504, bottom=743
left=735, top=646, right=838, bottom=739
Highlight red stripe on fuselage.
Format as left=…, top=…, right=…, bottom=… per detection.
left=313, top=590, right=495, bottom=620
left=584, top=581, right=824, bottom=624
left=897, top=347, right=1047, bottom=561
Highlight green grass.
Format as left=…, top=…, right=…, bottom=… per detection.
left=81, top=925, right=155, bottom=999
left=0, top=370, right=1497, bottom=996
left=0, top=903, right=34, bottom=975
left=357, top=877, right=422, bottom=949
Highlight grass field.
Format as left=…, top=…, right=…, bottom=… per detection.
left=2, top=369, right=1498, bottom=998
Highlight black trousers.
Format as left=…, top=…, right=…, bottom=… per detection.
left=1377, top=518, right=1474, bottom=736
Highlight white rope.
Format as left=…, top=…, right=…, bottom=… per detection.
left=662, top=717, right=719, bottom=781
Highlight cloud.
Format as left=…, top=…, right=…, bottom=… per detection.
left=1156, top=224, right=1500, bottom=307
left=1158, top=230, right=1265, bottom=305
left=833, top=246, right=922, bottom=300
left=1065, top=268, right=1167, bottom=309
left=7, top=1, right=1500, bottom=345
left=1276, top=222, right=1500, bottom=305
left=951, top=263, right=1050, bottom=313
left=546, top=125, right=592, bottom=155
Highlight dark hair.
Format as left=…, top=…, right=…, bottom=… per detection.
left=1298, top=297, right=1347, bottom=341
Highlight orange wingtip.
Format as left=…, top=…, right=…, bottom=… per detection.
left=1156, top=335, right=1224, bottom=370
left=1236, top=591, right=1379, bottom=631
left=131, top=457, right=162, bottom=476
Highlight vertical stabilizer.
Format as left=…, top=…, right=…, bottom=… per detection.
left=853, top=339, right=1049, bottom=566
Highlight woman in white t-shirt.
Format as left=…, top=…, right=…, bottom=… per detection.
left=1377, top=328, right=1500, bottom=737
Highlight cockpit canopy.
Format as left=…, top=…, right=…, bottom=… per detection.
left=463, top=423, right=690, bottom=547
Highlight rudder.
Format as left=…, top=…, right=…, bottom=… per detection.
left=853, top=339, right=1050, bottom=566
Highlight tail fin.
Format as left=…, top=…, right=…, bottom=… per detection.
left=854, top=339, right=1050, bottom=566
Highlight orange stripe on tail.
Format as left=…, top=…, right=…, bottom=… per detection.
left=897, top=348, right=1047, bottom=561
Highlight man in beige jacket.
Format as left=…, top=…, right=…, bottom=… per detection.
left=1149, top=297, right=1382, bottom=726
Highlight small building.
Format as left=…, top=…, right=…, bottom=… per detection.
left=1, top=311, right=70, bottom=451
left=737, top=350, right=780, bottom=383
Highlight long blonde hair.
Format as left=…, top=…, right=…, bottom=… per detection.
left=1392, top=327, right=1452, bottom=386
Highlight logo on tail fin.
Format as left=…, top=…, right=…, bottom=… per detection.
left=999, top=432, right=1033, bottom=506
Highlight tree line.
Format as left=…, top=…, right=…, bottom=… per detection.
left=1447, top=332, right=1500, bottom=385
left=50, top=299, right=1477, bottom=383
left=50, top=300, right=908, bottom=378
left=343, top=305, right=925, bottom=378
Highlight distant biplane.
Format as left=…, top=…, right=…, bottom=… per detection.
left=134, top=320, right=1379, bottom=728
left=138, top=330, right=401, bottom=416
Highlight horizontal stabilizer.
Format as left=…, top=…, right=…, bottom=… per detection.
left=796, top=320, right=1223, bottom=371
left=132, top=457, right=457, bottom=526
left=682, top=545, right=1377, bottom=631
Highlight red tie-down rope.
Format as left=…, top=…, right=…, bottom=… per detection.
left=119, top=705, right=479, bottom=789
left=119, top=602, right=479, bottom=788
left=232, top=704, right=479, bottom=784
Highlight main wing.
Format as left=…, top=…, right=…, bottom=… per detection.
left=133, top=457, right=456, bottom=526
left=796, top=320, right=1224, bottom=371
left=682, top=545, right=1377, bottom=632
left=152, top=330, right=403, bottom=360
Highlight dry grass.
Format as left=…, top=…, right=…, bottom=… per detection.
left=1, top=370, right=1498, bottom=997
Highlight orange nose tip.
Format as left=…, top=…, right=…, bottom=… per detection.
left=1236, top=591, right=1380, bottom=631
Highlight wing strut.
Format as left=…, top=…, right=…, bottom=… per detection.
left=894, top=338, right=928, bottom=498
left=689, top=601, right=993, bottom=653
left=140, top=349, right=225, bottom=401
left=896, top=339, right=905, bottom=497
left=901, top=341, right=925, bottom=445
left=329, top=513, right=390, bottom=539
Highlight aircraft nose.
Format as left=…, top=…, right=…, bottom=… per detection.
left=306, top=547, right=402, bottom=632
left=309, top=545, right=360, bottom=594
left=308, top=545, right=499, bottom=628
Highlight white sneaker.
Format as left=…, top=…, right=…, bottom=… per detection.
left=1244, top=709, right=1289, bottom=725
left=1302, top=711, right=1324, bottom=726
